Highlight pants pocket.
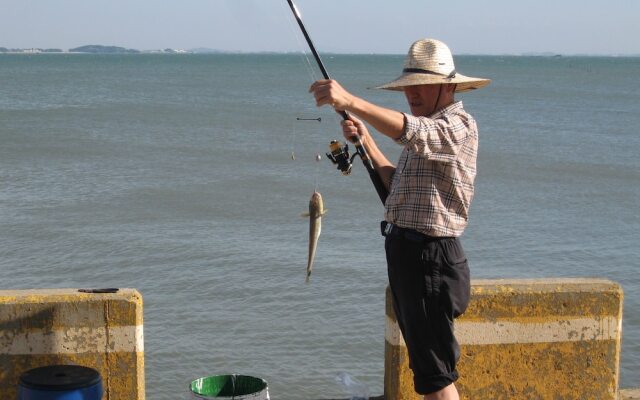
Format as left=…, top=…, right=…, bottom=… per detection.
left=421, top=255, right=442, bottom=300
left=446, top=261, right=470, bottom=318
left=439, top=240, right=471, bottom=319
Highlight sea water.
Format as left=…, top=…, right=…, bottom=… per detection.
left=1, top=53, right=639, bottom=399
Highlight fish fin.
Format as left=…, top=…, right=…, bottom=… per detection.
left=301, top=212, right=310, bottom=217
left=305, top=266, right=313, bottom=283
left=321, top=209, right=327, bottom=215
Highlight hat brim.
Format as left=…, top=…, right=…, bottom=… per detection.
left=374, top=72, right=490, bottom=93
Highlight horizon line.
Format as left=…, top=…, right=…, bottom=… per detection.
left=1, top=45, right=639, bottom=57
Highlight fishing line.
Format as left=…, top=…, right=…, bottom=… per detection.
left=277, top=0, right=319, bottom=82
left=314, top=154, right=322, bottom=192
left=290, top=119, right=297, bottom=160
left=278, top=1, right=326, bottom=168
left=291, top=117, right=322, bottom=161
left=284, top=0, right=389, bottom=204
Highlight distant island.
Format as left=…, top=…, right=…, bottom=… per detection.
left=0, top=45, right=279, bottom=55
left=0, top=45, right=193, bottom=54
left=69, top=45, right=140, bottom=54
left=0, top=47, right=64, bottom=54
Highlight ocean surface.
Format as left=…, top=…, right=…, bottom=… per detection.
left=1, top=53, right=639, bottom=399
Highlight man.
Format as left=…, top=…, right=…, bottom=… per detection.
left=310, top=39, right=490, bottom=399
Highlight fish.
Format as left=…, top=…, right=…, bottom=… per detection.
left=301, top=191, right=327, bottom=282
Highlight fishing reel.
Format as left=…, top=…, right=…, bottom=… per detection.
left=326, top=140, right=356, bottom=175
left=325, top=138, right=387, bottom=203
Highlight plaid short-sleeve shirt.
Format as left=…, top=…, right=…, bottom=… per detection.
left=384, top=101, right=478, bottom=237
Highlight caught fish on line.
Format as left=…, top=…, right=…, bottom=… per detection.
left=301, top=191, right=326, bottom=283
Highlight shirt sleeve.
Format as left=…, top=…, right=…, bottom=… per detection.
left=396, top=111, right=476, bottom=163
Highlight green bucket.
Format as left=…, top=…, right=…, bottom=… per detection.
left=190, top=374, right=269, bottom=399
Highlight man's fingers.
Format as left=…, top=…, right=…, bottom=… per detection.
left=315, top=94, right=333, bottom=107
left=308, top=79, right=332, bottom=93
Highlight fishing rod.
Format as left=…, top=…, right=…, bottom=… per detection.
left=285, top=0, right=388, bottom=205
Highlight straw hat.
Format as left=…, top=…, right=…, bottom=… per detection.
left=375, top=38, right=490, bottom=92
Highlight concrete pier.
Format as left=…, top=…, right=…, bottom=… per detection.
left=0, top=281, right=631, bottom=399
left=0, top=288, right=144, bottom=399
left=385, top=278, right=623, bottom=399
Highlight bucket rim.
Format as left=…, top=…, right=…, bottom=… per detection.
left=189, top=373, right=268, bottom=399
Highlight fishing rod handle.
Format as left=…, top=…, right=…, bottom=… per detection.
left=355, top=143, right=374, bottom=169
left=348, top=131, right=374, bottom=169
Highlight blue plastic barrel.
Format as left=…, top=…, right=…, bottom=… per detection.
left=18, top=365, right=103, bottom=400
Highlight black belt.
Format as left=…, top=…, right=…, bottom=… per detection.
left=381, top=221, right=451, bottom=243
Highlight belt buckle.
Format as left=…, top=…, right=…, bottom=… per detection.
left=384, top=222, right=394, bottom=236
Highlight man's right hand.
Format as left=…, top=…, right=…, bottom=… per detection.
left=341, top=116, right=370, bottom=147
left=309, top=79, right=355, bottom=112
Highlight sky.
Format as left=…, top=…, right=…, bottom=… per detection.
left=2, top=0, right=640, bottom=55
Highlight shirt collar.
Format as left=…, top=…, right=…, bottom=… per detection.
left=427, top=101, right=463, bottom=119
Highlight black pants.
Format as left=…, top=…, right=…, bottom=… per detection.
left=384, top=223, right=470, bottom=395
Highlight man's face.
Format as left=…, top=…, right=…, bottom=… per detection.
left=403, top=84, right=443, bottom=117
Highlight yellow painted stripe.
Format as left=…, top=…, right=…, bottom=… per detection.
left=385, top=316, right=620, bottom=347
left=0, top=325, right=143, bottom=355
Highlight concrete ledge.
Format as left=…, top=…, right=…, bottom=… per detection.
left=622, top=388, right=640, bottom=399
left=324, top=388, right=638, bottom=400
left=385, top=278, right=623, bottom=399
left=0, top=288, right=144, bottom=399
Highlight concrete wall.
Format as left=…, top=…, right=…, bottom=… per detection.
left=0, top=288, right=144, bottom=399
left=385, top=278, right=623, bottom=399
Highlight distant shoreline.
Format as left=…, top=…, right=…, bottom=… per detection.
left=1, top=45, right=638, bottom=57
left=0, top=44, right=192, bottom=55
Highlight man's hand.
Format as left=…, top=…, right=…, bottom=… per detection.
left=309, top=79, right=355, bottom=111
left=341, top=116, right=370, bottom=146
left=310, top=78, right=406, bottom=142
